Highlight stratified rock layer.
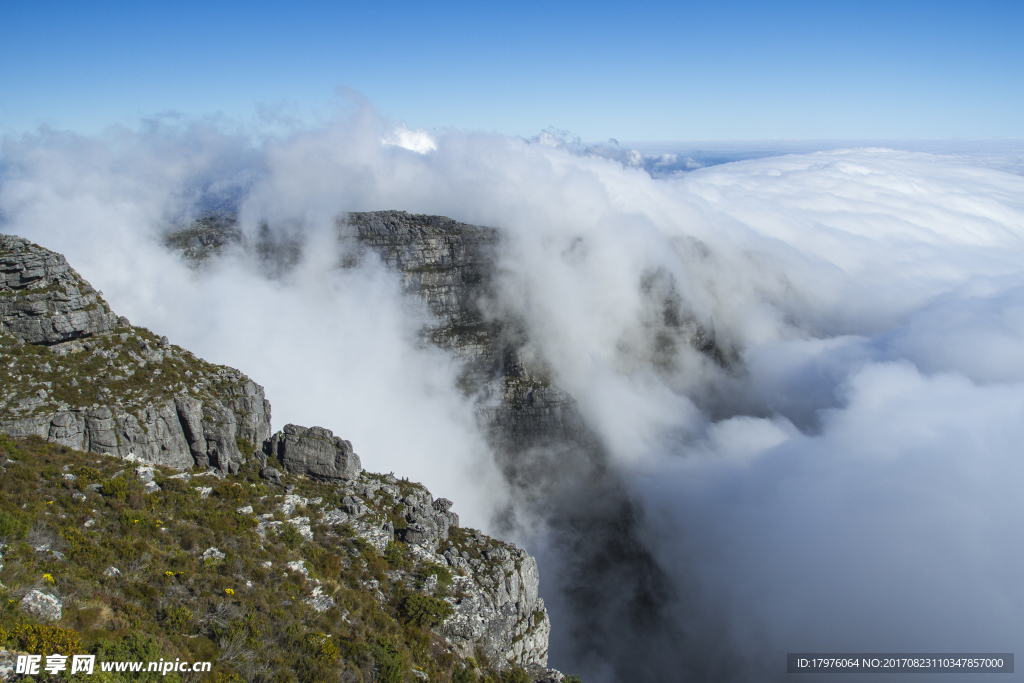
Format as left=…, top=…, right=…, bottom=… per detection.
left=1, top=235, right=118, bottom=344
left=3, top=232, right=553, bottom=674
left=266, top=424, right=362, bottom=481
left=0, top=234, right=271, bottom=471
left=343, top=211, right=502, bottom=387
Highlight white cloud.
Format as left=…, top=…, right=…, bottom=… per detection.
left=3, top=110, right=1024, bottom=681
left=381, top=122, right=437, bottom=154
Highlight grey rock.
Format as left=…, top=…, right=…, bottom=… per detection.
left=320, top=508, right=350, bottom=526
left=278, top=494, right=307, bottom=516
left=1, top=235, right=271, bottom=472
left=351, top=518, right=393, bottom=553
left=440, top=549, right=550, bottom=670
left=305, top=585, right=335, bottom=613
left=285, top=560, right=308, bottom=576
left=102, top=566, right=121, bottom=578
left=0, top=235, right=118, bottom=344
left=286, top=517, right=313, bottom=540
left=20, top=590, right=61, bottom=621
left=259, top=467, right=282, bottom=485
left=264, top=424, right=361, bottom=482
left=201, top=547, right=225, bottom=561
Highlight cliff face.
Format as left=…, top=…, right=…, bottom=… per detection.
left=257, top=423, right=553, bottom=670
left=0, top=235, right=271, bottom=471
left=343, top=211, right=503, bottom=389
left=1, top=234, right=119, bottom=344
left=0, top=237, right=272, bottom=471
left=0, top=232, right=556, bottom=678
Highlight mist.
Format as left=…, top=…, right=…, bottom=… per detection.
left=2, top=107, right=1023, bottom=682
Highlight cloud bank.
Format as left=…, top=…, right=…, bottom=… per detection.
left=2, top=108, right=1023, bottom=682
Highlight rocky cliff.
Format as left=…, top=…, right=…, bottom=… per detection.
left=1, top=236, right=271, bottom=472
left=0, top=232, right=558, bottom=680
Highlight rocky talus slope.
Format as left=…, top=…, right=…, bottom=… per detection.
left=0, top=233, right=561, bottom=682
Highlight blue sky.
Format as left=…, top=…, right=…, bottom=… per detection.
left=1, top=0, right=1021, bottom=141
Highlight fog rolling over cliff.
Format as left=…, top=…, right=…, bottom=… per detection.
left=2, top=115, right=1024, bottom=682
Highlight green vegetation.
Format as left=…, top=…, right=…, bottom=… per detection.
left=0, top=325, right=257, bottom=423
left=399, top=594, right=454, bottom=628
left=0, top=434, right=493, bottom=683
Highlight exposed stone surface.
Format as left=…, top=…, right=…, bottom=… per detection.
left=9, top=227, right=554, bottom=672
left=254, top=466, right=550, bottom=670
left=0, top=235, right=118, bottom=344
left=440, top=531, right=550, bottom=668
left=20, top=589, right=62, bottom=621
left=0, top=234, right=272, bottom=472
left=163, top=211, right=244, bottom=263
left=342, top=211, right=503, bottom=387
left=201, top=547, right=226, bottom=561
left=264, top=424, right=361, bottom=482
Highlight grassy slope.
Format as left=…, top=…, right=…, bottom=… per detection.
left=0, top=434, right=533, bottom=683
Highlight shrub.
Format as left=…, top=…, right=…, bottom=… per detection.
left=213, top=481, right=246, bottom=502
left=0, top=509, right=29, bottom=540
left=102, top=477, right=129, bottom=501
left=500, top=668, right=530, bottom=683
left=383, top=542, right=410, bottom=570
left=279, top=523, right=304, bottom=549
left=452, top=664, right=476, bottom=683
left=6, top=624, right=83, bottom=655
left=163, top=605, right=194, bottom=632
left=369, top=637, right=406, bottom=683
left=91, top=632, right=176, bottom=683
left=72, top=465, right=102, bottom=486
left=418, top=563, right=452, bottom=592
left=400, top=594, right=454, bottom=628
left=301, top=632, right=339, bottom=663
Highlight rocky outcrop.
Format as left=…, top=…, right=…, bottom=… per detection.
left=2, top=230, right=555, bottom=676
left=162, top=211, right=244, bottom=263
left=264, top=424, right=362, bottom=481
left=1, top=235, right=118, bottom=344
left=0, top=234, right=271, bottom=471
left=342, top=211, right=503, bottom=387
left=263, top=467, right=551, bottom=670
left=441, top=530, right=551, bottom=668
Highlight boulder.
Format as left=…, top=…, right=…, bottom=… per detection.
left=264, top=424, right=361, bottom=482
left=259, top=467, right=282, bottom=485
left=201, top=547, right=225, bottom=561
left=20, top=590, right=61, bottom=621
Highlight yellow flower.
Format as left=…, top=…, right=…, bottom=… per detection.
left=133, top=519, right=139, bottom=523
left=165, top=571, right=175, bottom=577
left=42, top=573, right=54, bottom=584
left=224, top=588, right=234, bottom=595
left=46, top=501, right=53, bottom=505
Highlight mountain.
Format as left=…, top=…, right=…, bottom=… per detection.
left=164, top=210, right=723, bottom=681
left=0, top=233, right=566, bottom=683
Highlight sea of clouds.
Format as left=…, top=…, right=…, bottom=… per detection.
left=2, top=105, right=1022, bottom=682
